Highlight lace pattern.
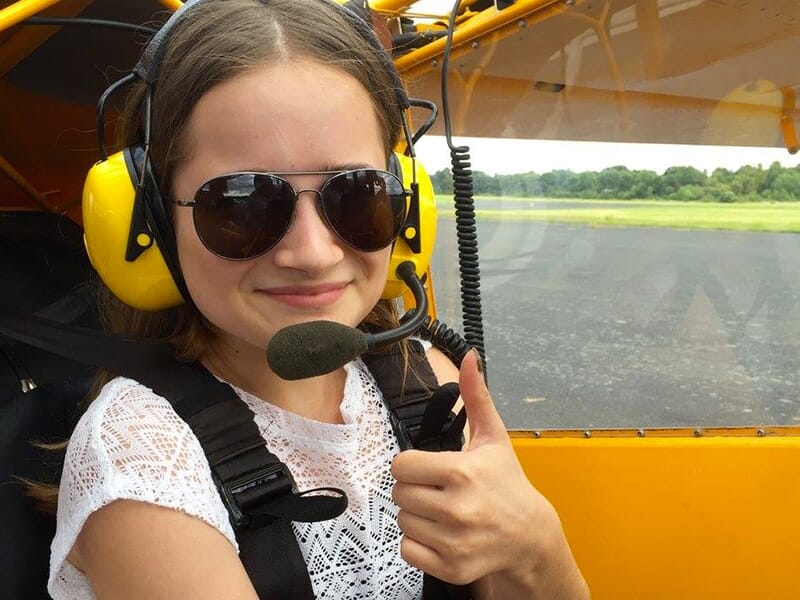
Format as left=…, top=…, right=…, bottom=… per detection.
left=48, top=358, right=423, bottom=599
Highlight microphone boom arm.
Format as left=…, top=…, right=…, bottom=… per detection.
left=366, top=261, right=428, bottom=348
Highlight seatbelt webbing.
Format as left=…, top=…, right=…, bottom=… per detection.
left=1, top=313, right=468, bottom=598
left=362, top=340, right=471, bottom=599
left=175, top=371, right=319, bottom=599
left=0, top=314, right=323, bottom=599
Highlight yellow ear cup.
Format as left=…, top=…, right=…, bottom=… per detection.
left=381, top=153, right=437, bottom=299
left=83, top=151, right=184, bottom=311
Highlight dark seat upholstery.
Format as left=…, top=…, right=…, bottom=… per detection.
left=0, top=211, right=96, bottom=598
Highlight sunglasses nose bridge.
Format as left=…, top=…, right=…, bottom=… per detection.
left=293, top=188, right=323, bottom=200
left=293, top=187, right=326, bottom=219
left=289, top=187, right=341, bottom=242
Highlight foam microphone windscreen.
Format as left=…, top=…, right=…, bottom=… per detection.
left=266, top=320, right=369, bottom=380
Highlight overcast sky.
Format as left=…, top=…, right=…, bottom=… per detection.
left=413, top=137, right=800, bottom=176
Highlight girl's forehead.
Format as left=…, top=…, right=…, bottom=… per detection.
left=175, top=59, right=385, bottom=186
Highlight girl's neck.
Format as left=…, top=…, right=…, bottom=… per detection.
left=201, top=338, right=348, bottom=424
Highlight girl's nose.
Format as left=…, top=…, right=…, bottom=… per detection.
left=270, top=192, right=345, bottom=274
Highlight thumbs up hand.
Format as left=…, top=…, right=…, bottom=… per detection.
left=391, top=350, right=588, bottom=598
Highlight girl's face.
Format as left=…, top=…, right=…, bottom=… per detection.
left=171, top=58, right=392, bottom=356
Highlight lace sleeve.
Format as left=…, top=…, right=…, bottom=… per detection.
left=48, top=377, right=237, bottom=596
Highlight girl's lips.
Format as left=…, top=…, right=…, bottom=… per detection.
left=260, top=283, right=348, bottom=308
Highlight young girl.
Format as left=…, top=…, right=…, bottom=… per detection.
left=48, top=0, right=589, bottom=598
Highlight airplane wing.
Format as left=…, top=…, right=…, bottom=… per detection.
left=2, top=0, right=799, bottom=212
left=391, top=0, right=800, bottom=149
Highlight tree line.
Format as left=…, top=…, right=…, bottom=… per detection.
left=429, top=161, right=800, bottom=202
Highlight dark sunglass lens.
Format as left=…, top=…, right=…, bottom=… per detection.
left=193, top=174, right=294, bottom=259
left=321, top=170, right=406, bottom=251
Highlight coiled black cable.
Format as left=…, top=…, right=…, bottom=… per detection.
left=441, top=0, right=487, bottom=372
left=418, top=315, right=471, bottom=369
left=449, top=150, right=485, bottom=364
left=400, top=308, right=471, bottom=368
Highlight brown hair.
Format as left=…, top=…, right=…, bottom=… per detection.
left=25, top=0, right=411, bottom=510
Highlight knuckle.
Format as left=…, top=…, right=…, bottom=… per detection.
left=437, top=561, right=457, bottom=582
left=391, top=483, right=402, bottom=506
left=395, top=509, right=408, bottom=532
left=445, top=462, right=474, bottom=487
left=389, top=454, right=403, bottom=477
left=445, top=500, right=480, bottom=529
left=399, top=539, right=409, bottom=561
left=477, top=386, right=492, bottom=405
left=440, top=561, right=472, bottom=586
left=433, top=534, right=473, bottom=576
left=398, top=537, right=415, bottom=565
left=391, top=450, right=415, bottom=476
left=452, top=535, right=477, bottom=562
left=450, top=570, right=474, bottom=586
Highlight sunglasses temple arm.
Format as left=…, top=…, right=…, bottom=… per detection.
left=365, top=261, right=427, bottom=348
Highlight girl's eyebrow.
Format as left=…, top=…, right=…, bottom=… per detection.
left=314, top=162, right=379, bottom=172
left=326, top=163, right=380, bottom=171
left=272, top=162, right=379, bottom=174
left=228, top=163, right=384, bottom=175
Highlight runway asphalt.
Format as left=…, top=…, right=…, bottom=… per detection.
left=431, top=219, right=800, bottom=429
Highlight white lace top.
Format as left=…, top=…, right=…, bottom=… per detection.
left=48, top=358, right=424, bottom=599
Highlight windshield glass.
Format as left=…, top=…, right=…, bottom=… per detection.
left=403, top=0, right=800, bottom=430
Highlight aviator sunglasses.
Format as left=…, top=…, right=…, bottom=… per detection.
left=172, top=169, right=410, bottom=260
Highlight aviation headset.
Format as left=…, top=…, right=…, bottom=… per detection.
left=82, top=0, right=436, bottom=311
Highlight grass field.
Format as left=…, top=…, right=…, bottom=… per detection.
left=435, top=196, right=800, bottom=233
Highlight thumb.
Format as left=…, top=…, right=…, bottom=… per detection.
left=459, top=349, right=508, bottom=447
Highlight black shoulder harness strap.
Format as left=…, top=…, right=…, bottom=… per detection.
left=162, top=363, right=347, bottom=599
left=362, top=339, right=466, bottom=453
left=0, top=313, right=336, bottom=598
left=362, top=340, right=470, bottom=600
left=0, top=313, right=469, bottom=599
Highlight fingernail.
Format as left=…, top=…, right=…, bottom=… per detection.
left=472, top=348, right=484, bottom=375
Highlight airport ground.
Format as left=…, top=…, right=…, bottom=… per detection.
left=431, top=212, right=800, bottom=430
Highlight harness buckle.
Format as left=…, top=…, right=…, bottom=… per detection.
left=389, top=410, right=415, bottom=451
left=216, top=462, right=298, bottom=529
